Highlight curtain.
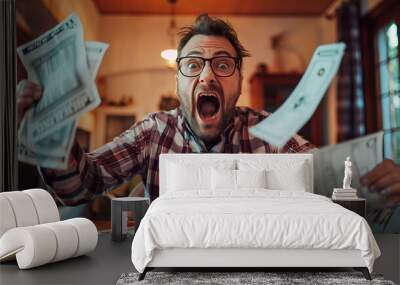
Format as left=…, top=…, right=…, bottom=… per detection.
left=0, top=0, right=18, bottom=192
left=336, top=0, right=366, bottom=142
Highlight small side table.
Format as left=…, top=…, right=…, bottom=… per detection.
left=111, top=197, right=150, bottom=242
left=332, top=198, right=366, bottom=218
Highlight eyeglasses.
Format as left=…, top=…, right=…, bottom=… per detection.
left=176, top=56, right=239, bottom=77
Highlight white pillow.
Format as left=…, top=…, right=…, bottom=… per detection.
left=237, top=169, right=267, bottom=189
left=238, top=159, right=308, bottom=191
left=211, top=169, right=267, bottom=190
left=266, top=168, right=306, bottom=191
left=167, top=162, right=211, bottom=191
left=165, top=157, right=236, bottom=171
left=211, top=168, right=236, bottom=190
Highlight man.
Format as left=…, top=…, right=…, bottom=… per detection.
left=17, top=14, right=400, bottom=207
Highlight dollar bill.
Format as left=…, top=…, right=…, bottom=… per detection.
left=86, top=41, right=109, bottom=80
left=249, top=43, right=346, bottom=148
left=18, top=118, right=72, bottom=169
left=27, top=121, right=77, bottom=158
left=18, top=40, right=109, bottom=169
left=17, top=14, right=101, bottom=143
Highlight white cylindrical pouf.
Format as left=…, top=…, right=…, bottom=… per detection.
left=0, top=196, right=17, bottom=237
left=0, top=226, right=57, bottom=269
left=0, top=218, right=98, bottom=269
left=1, top=192, right=39, bottom=227
left=65, top=218, right=98, bottom=257
left=42, top=221, right=79, bottom=262
left=24, top=189, right=59, bottom=224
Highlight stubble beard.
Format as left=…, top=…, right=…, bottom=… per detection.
left=177, top=88, right=239, bottom=143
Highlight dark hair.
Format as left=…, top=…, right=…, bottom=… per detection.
left=177, top=14, right=250, bottom=69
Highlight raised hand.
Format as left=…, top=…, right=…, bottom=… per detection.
left=361, top=159, right=400, bottom=205
left=16, top=80, right=42, bottom=127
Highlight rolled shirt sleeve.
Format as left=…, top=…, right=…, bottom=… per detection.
left=40, top=116, right=156, bottom=206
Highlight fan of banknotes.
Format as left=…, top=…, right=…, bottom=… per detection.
left=17, top=14, right=108, bottom=169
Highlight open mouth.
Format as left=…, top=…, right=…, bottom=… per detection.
left=196, top=93, right=221, bottom=121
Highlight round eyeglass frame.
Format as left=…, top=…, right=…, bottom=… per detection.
left=176, top=56, right=240, bottom=77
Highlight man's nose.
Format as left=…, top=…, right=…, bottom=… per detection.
left=199, top=62, right=216, bottom=84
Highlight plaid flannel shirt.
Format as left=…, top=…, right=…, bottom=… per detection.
left=42, top=106, right=315, bottom=205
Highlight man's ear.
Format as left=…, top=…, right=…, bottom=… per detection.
left=175, top=74, right=179, bottom=97
left=238, top=72, right=243, bottom=96
left=175, top=74, right=183, bottom=104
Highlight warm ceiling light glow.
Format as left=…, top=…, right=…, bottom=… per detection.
left=160, top=49, right=177, bottom=61
left=161, top=0, right=178, bottom=67
left=161, top=49, right=177, bottom=68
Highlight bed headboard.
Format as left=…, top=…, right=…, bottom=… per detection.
left=159, top=153, right=313, bottom=196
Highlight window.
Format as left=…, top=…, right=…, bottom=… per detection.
left=362, top=0, right=400, bottom=164
left=376, top=21, right=400, bottom=163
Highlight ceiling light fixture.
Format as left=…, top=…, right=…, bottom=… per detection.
left=160, top=0, right=178, bottom=68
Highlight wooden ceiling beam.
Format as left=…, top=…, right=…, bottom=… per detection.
left=93, top=0, right=335, bottom=17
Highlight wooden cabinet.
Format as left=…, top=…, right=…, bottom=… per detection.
left=249, top=73, right=324, bottom=146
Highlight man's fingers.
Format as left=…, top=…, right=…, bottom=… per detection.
left=369, top=172, right=400, bottom=193
left=17, top=96, right=36, bottom=112
left=16, top=80, right=43, bottom=127
left=386, top=187, right=400, bottom=205
left=360, top=159, right=396, bottom=186
left=388, top=196, right=400, bottom=205
left=16, top=80, right=42, bottom=100
left=17, top=89, right=42, bottom=101
left=381, top=183, right=400, bottom=197
left=17, top=79, right=41, bottom=92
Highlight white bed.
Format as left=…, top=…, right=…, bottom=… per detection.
left=131, top=154, right=380, bottom=280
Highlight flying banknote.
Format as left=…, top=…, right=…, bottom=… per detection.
left=250, top=43, right=346, bottom=148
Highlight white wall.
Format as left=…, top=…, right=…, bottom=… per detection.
left=99, top=15, right=331, bottom=115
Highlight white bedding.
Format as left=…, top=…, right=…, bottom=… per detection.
left=131, top=190, right=380, bottom=273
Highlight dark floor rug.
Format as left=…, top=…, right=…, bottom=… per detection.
left=116, top=271, right=396, bottom=285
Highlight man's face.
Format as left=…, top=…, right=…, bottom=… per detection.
left=176, top=35, right=242, bottom=143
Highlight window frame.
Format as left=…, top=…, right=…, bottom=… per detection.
left=0, top=0, right=18, bottom=191
left=361, top=0, right=400, bottom=161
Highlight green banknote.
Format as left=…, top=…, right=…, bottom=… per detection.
left=249, top=43, right=346, bottom=148
left=18, top=118, right=70, bottom=169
